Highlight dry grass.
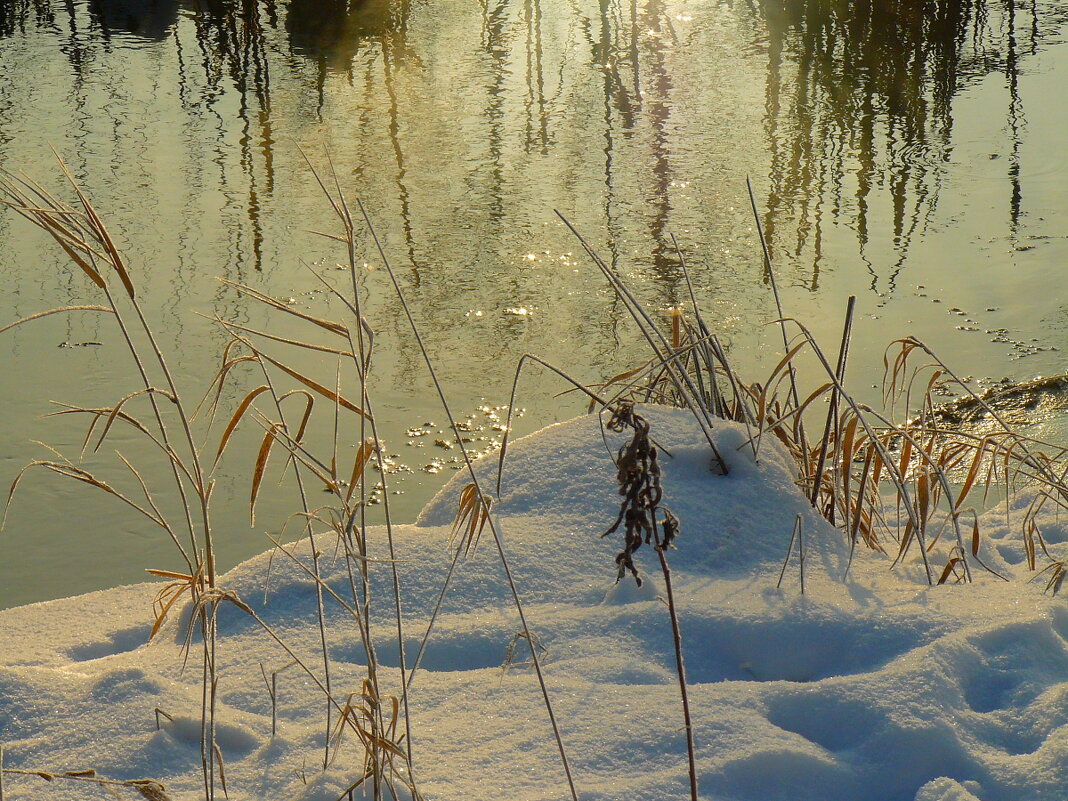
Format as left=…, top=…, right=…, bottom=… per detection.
left=0, top=159, right=422, bottom=801
left=553, top=212, right=1068, bottom=591
left=0, top=765, right=173, bottom=800
left=0, top=160, right=227, bottom=798
left=595, top=299, right=1068, bottom=585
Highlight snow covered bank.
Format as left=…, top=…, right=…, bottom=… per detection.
left=2, top=407, right=1068, bottom=801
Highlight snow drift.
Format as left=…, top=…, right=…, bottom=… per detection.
left=2, top=407, right=1068, bottom=801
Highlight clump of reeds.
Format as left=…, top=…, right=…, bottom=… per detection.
left=0, top=158, right=422, bottom=801
left=553, top=193, right=1068, bottom=593
left=192, top=156, right=433, bottom=800
left=0, top=152, right=596, bottom=801
left=0, top=159, right=228, bottom=800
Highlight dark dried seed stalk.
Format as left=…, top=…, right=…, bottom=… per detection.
left=601, top=403, right=698, bottom=801
left=601, top=403, right=677, bottom=585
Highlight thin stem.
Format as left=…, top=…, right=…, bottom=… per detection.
left=776, top=519, right=799, bottom=590
left=809, top=296, right=856, bottom=509
left=358, top=199, right=580, bottom=801
left=747, top=176, right=809, bottom=459
left=656, top=547, right=698, bottom=801
left=254, top=358, right=333, bottom=769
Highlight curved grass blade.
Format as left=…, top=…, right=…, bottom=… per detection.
left=250, top=426, right=280, bottom=526
left=258, top=351, right=369, bottom=419
left=0, top=305, right=113, bottom=336
left=215, top=386, right=272, bottom=466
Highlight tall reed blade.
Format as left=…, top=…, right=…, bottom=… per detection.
left=809, top=296, right=856, bottom=512
left=356, top=198, right=580, bottom=801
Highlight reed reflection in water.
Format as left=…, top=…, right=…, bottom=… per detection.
left=5, top=0, right=1056, bottom=299
left=752, top=0, right=1065, bottom=295
left=90, top=0, right=180, bottom=40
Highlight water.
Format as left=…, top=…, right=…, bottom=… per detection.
left=2, top=0, right=1067, bottom=608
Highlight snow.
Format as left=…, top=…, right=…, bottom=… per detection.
left=3, top=406, right=1068, bottom=801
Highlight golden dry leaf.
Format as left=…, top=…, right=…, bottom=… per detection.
left=250, top=426, right=279, bottom=526
left=451, top=482, right=492, bottom=556
left=937, top=557, right=964, bottom=585
left=259, top=352, right=369, bottom=419
left=215, top=386, right=271, bottom=465
left=346, top=441, right=375, bottom=503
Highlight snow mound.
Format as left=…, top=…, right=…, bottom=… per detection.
left=2, top=406, right=1068, bottom=801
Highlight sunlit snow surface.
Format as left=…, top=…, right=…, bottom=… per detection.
left=3, top=407, right=1068, bottom=801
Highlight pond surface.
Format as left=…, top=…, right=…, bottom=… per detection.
left=2, top=0, right=1068, bottom=608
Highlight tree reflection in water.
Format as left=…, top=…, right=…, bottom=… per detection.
left=0, top=0, right=53, bottom=38
left=753, top=0, right=1052, bottom=294
left=89, top=0, right=180, bottom=40
left=4, top=0, right=1059, bottom=299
